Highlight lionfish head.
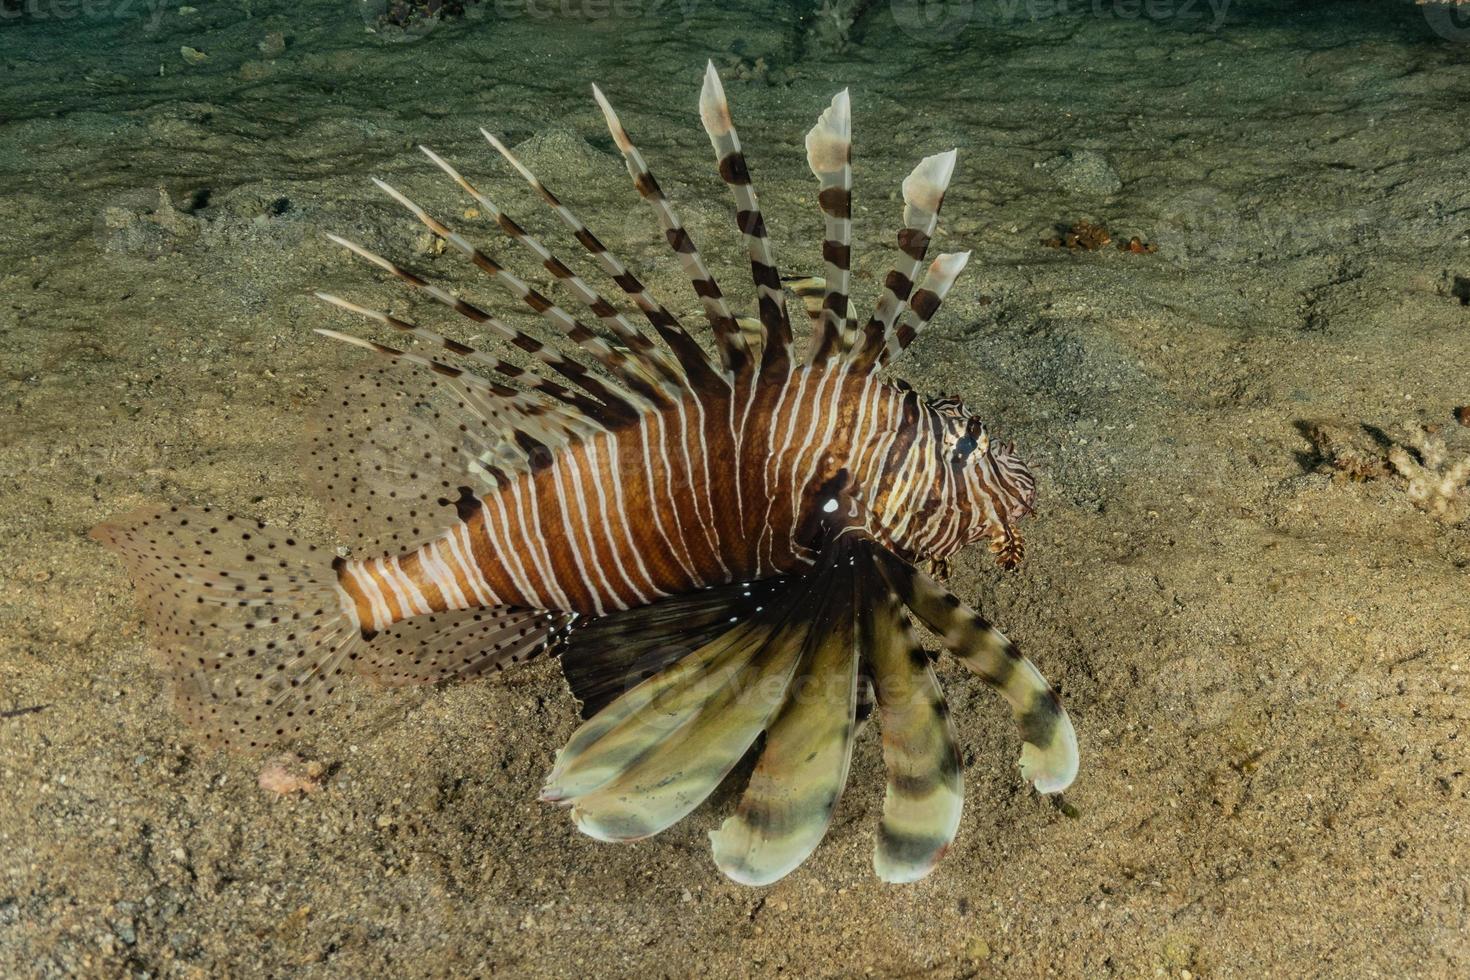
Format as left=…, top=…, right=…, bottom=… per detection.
left=930, top=395, right=1037, bottom=564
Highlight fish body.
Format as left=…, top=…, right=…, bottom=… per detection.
left=93, top=63, right=1077, bottom=885
left=335, top=362, right=1030, bottom=627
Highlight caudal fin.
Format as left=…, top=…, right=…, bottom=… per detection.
left=90, top=505, right=362, bottom=751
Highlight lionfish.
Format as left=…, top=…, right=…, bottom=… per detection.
left=92, top=64, right=1078, bottom=886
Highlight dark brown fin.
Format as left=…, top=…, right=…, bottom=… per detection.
left=322, top=233, right=638, bottom=423
left=709, top=542, right=862, bottom=886
left=803, top=90, right=856, bottom=365
left=593, top=84, right=753, bottom=377
left=851, top=150, right=957, bottom=371
left=90, top=506, right=360, bottom=752
left=357, top=606, right=574, bottom=687
left=542, top=498, right=1076, bottom=882
left=559, top=576, right=791, bottom=719
left=418, top=145, right=687, bottom=394
left=482, top=130, right=723, bottom=392
left=697, top=61, right=793, bottom=374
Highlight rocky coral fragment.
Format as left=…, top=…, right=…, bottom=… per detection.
left=1388, top=422, right=1470, bottom=524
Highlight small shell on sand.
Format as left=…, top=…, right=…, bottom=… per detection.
left=258, top=755, right=327, bottom=796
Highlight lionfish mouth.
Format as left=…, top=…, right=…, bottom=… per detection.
left=993, top=444, right=1038, bottom=521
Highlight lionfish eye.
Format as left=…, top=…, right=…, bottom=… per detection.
left=954, top=417, right=988, bottom=462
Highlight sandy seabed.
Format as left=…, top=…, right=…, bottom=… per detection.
left=2, top=1, right=1468, bottom=976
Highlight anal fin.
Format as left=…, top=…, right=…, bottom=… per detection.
left=358, top=606, right=574, bottom=688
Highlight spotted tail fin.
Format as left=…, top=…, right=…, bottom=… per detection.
left=92, top=504, right=580, bottom=748
left=804, top=89, right=856, bottom=365
left=90, top=506, right=363, bottom=751
left=358, top=607, right=573, bottom=687
left=698, top=61, right=793, bottom=373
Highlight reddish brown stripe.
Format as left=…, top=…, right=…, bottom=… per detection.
left=817, top=187, right=851, bottom=219
left=718, top=152, right=751, bottom=185
left=735, top=209, right=766, bottom=237
left=822, top=293, right=850, bottom=316
left=666, top=227, right=696, bottom=254
left=757, top=295, right=785, bottom=328
left=575, top=228, right=606, bottom=252
left=898, top=228, right=930, bottom=260
left=634, top=171, right=662, bottom=198
left=544, top=256, right=574, bottom=279
left=468, top=253, right=505, bottom=276
left=910, top=288, right=941, bottom=322
left=692, top=278, right=722, bottom=299
left=884, top=270, right=915, bottom=300
left=822, top=241, right=851, bottom=269
left=751, top=262, right=781, bottom=291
